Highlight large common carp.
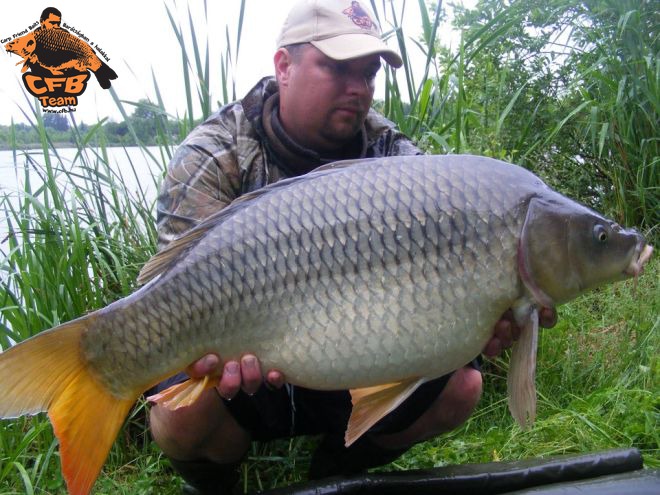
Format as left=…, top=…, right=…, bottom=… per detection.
left=0, top=155, right=652, bottom=494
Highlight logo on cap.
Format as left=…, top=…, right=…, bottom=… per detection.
left=342, top=1, right=374, bottom=30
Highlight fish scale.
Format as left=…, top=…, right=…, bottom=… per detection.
left=36, top=29, right=93, bottom=58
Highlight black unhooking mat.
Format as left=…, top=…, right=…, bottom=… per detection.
left=259, top=448, right=659, bottom=494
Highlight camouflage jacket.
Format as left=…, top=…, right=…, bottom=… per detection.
left=156, top=76, right=421, bottom=248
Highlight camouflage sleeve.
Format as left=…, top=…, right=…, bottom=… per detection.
left=364, top=109, right=423, bottom=157
left=156, top=115, right=242, bottom=250
left=386, top=129, right=423, bottom=156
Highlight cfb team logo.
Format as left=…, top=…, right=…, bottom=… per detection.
left=3, top=7, right=117, bottom=112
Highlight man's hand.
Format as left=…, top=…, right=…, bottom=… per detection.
left=483, top=307, right=557, bottom=358
left=185, top=354, right=285, bottom=399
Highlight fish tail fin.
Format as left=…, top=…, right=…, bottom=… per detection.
left=507, top=305, right=539, bottom=429
left=93, top=62, right=118, bottom=89
left=0, top=317, right=136, bottom=495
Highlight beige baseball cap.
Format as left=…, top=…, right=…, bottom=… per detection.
left=277, top=0, right=403, bottom=68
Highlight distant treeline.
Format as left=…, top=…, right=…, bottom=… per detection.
left=0, top=99, right=189, bottom=149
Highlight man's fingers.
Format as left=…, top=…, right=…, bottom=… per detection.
left=217, top=361, right=241, bottom=399
left=205, top=354, right=283, bottom=398
left=240, top=355, right=263, bottom=395
left=494, top=318, right=514, bottom=348
left=484, top=307, right=558, bottom=359
left=539, top=307, right=558, bottom=328
left=484, top=311, right=520, bottom=357
left=483, top=338, right=502, bottom=358
left=497, top=309, right=521, bottom=340
left=266, top=370, right=285, bottom=389
left=186, top=353, right=221, bottom=378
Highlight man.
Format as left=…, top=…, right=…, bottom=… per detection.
left=150, top=1, right=556, bottom=493
left=39, top=7, right=63, bottom=30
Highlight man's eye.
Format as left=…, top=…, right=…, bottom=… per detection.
left=322, top=62, right=338, bottom=74
left=333, top=63, right=348, bottom=75
left=366, top=65, right=381, bottom=80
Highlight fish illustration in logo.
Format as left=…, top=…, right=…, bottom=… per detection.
left=342, top=1, right=374, bottom=30
left=5, top=28, right=117, bottom=89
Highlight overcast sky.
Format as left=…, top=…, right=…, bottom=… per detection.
left=0, top=0, right=471, bottom=126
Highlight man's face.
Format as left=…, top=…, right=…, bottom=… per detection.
left=41, top=14, right=62, bottom=29
left=277, top=45, right=381, bottom=154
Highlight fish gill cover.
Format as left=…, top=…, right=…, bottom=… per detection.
left=3, top=6, right=117, bottom=114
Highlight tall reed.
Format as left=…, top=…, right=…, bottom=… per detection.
left=575, top=0, right=658, bottom=229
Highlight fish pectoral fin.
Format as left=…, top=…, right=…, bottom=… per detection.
left=507, top=303, right=539, bottom=429
left=346, top=377, right=425, bottom=447
left=147, top=376, right=217, bottom=410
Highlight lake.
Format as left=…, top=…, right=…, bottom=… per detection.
left=0, top=146, right=167, bottom=244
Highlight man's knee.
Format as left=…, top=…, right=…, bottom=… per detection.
left=408, top=366, right=482, bottom=444
left=149, top=389, right=250, bottom=463
left=149, top=402, right=209, bottom=459
left=426, top=366, right=482, bottom=434
left=372, top=366, right=482, bottom=449
left=449, top=366, right=483, bottom=406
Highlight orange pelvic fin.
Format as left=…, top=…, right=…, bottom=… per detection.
left=147, top=375, right=217, bottom=410
left=0, top=317, right=136, bottom=495
left=346, top=377, right=425, bottom=447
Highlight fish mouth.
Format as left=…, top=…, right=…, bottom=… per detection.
left=625, top=243, right=653, bottom=277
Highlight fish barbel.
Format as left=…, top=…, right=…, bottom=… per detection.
left=0, top=155, right=652, bottom=494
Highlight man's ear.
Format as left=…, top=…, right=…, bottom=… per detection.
left=274, top=48, right=293, bottom=86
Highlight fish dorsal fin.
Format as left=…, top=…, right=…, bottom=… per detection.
left=346, top=377, right=425, bottom=447
left=231, top=158, right=380, bottom=206
left=137, top=226, right=208, bottom=285
left=138, top=159, right=379, bottom=285
left=308, top=157, right=381, bottom=174
left=137, top=178, right=312, bottom=285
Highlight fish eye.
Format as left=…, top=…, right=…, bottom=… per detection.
left=593, top=224, right=608, bottom=243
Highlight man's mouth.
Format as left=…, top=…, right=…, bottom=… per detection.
left=336, top=107, right=361, bottom=115
left=335, top=101, right=364, bottom=115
